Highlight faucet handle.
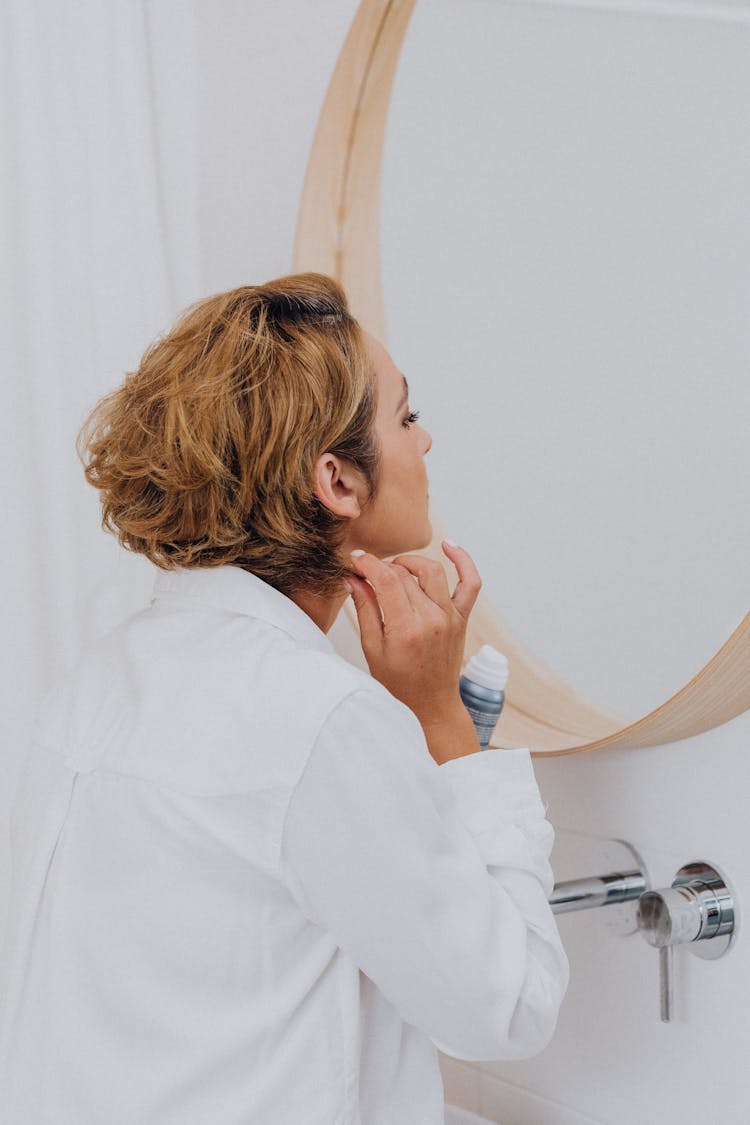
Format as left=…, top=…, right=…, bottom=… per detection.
left=636, top=883, right=706, bottom=947
left=636, top=861, right=738, bottom=1022
left=637, top=884, right=702, bottom=1021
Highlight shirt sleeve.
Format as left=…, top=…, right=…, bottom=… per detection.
left=278, top=686, right=570, bottom=1063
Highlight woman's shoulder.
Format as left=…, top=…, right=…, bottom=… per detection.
left=32, top=610, right=396, bottom=797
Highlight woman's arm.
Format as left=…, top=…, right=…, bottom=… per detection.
left=419, top=698, right=484, bottom=765
left=279, top=685, right=569, bottom=1063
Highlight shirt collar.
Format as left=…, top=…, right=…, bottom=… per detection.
left=150, top=565, right=336, bottom=655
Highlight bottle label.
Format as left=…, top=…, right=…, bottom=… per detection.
left=462, top=702, right=500, bottom=749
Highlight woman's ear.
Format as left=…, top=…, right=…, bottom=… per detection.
left=312, top=453, right=364, bottom=519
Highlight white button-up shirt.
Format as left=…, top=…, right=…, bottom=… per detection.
left=0, top=564, right=569, bottom=1124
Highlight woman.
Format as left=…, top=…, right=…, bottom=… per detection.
left=0, top=273, right=569, bottom=1124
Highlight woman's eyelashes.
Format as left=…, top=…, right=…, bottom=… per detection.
left=402, top=409, right=420, bottom=429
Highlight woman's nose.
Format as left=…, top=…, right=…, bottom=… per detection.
left=421, top=426, right=432, bottom=455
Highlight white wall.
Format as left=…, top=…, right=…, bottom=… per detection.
left=477, top=725, right=750, bottom=1125
left=194, top=0, right=359, bottom=293
left=0, top=0, right=202, bottom=922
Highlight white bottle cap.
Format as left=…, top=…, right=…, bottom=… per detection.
left=463, top=644, right=509, bottom=691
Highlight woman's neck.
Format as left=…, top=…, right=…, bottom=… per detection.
left=288, top=588, right=349, bottom=635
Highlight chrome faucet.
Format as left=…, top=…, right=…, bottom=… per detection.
left=636, top=861, right=737, bottom=1021
left=549, top=843, right=738, bottom=1021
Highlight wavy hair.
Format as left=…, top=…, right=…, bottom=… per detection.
left=76, top=272, right=381, bottom=598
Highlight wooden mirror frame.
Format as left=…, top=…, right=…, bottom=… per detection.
left=292, top=0, right=750, bottom=755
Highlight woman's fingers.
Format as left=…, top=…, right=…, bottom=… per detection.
left=439, top=540, right=482, bottom=619
left=347, top=552, right=416, bottom=644
left=345, top=573, right=385, bottom=644
left=348, top=541, right=482, bottom=626
left=389, top=542, right=482, bottom=620
left=386, top=552, right=452, bottom=611
left=345, top=543, right=482, bottom=717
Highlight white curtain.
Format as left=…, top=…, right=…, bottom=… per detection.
left=0, top=0, right=200, bottom=921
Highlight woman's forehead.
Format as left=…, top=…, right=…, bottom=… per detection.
left=363, top=330, right=403, bottom=390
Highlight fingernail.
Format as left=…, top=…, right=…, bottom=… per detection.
left=351, top=549, right=365, bottom=557
left=444, top=538, right=458, bottom=548
left=344, top=580, right=353, bottom=594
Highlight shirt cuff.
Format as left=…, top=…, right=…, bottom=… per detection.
left=437, top=746, right=548, bottom=836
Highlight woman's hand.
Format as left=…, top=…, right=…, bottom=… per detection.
left=345, top=541, right=482, bottom=727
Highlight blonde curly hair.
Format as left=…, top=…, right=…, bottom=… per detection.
left=76, top=272, right=381, bottom=598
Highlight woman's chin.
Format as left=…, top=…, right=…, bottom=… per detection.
left=415, top=519, right=434, bottom=551
left=383, top=517, right=433, bottom=559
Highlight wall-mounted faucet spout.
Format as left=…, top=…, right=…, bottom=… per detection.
left=550, top=870, right=647, bottom=915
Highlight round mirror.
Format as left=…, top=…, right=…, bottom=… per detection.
left=379, top=0, right=750, bottom=721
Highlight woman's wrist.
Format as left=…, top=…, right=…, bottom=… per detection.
left=418, top=700, right=481, bottom=765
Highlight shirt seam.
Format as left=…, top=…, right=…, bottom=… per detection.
left=276, top=686, right=375, bottom=888
left=28, top=741, right=291, bottom=802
